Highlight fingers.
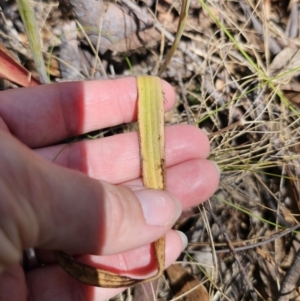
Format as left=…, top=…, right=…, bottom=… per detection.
left=125, top=158, right=220, bottom=210
left=0, top=78, right=175, bottom=148
left=34, top=174, right=181, bottom=255
left=34, top=124, right=219, bottom=209
left=25, top=230, right=185, bottom=301
left=37, top=180, right=181, bottom=255
left=35, top=125, right=211, bottom=183
left=0, top=130, right=182, bottom=267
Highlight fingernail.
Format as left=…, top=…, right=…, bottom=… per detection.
left=211, top=161, right=221, bottom=176
left=135, top=189, right=182, bottom=226
left=176, top=230, right=188, bottom=250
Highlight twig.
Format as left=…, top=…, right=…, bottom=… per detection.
left=153, top=22, right=203, bottom=67
left=203, top=202, right=258, bottom=301
left=207, top=120, right=244, bottom=139
left=186, top=223, right=300, bottom=254
left=157, top=0, right=190, bottom=75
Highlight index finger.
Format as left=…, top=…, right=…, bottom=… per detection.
left=0, top=77, right=175, bottom=148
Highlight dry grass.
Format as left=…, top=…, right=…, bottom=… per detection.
left=2, top=0, right=300, bottom=300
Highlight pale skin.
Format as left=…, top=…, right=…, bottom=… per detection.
left=0, top=77, right=219, bottom=301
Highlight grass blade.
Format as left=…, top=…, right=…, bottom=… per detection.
left=137, top=75, right=166, bottom=278
left=157, top=0, right=191, bottom=76
left=16, top=0, right=49, bottom=84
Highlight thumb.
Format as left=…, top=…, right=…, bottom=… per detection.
left=37, top=176, right=182, bottom=255
left=0, top=131, right=181, bottom=272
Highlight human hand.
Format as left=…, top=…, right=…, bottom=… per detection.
left=0, top=77, right=219, bottom=300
